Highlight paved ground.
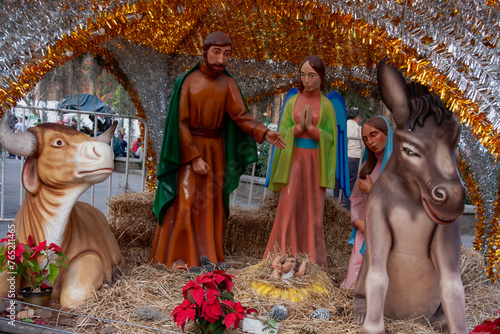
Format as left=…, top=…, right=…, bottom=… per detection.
left=0, top=155, right=476, bottom=248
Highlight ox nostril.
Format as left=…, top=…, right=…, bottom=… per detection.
left=432, top=187, right=447, bottom=202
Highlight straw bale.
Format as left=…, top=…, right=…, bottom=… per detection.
left=107, top=191, right=157, bottom=248
left=224, top=194, right=352, bottom=283
left=460, top=244, right=488, bottom=292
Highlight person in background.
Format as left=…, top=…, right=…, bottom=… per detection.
left=345, top=107, right=362, bottom=210
left=6, top=114, right=17, bottom=158
left=120, top=137, right=127, bottom=157
left=112, top=135, right=123, bottom=158
left=13, top=117, right=29, bottom=159
left=132, top=137, right=142, bottom=157
left=70, top=119, right=78, bottom=130
left=82, top=115, right=105, bottom=135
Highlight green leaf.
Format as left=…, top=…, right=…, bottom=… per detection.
left=220, top=291, right=234, bottom=301
left=45, top=263, right=59, bottom=284
left=56, top=258, right=69, bottom=268
left=211, top=324, right=226, bottom=334
left=25, top=260, right=36, bottom=269
left=56, top=252, right=69, bottom=261
left=21, top=318, right=35, bottom=324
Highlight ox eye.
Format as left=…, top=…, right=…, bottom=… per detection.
left=403, top=147, right=420, bottom=157
left=52, top=139, right=66, bottom=147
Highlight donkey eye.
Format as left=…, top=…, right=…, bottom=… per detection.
left=403, top=147, right=420, bottom=157
left=52, top=139, right=66, bottom=147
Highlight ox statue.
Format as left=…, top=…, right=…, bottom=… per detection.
left=0, top=112, right=122, bottom=308
left=354, top=60, right=468, bottom=333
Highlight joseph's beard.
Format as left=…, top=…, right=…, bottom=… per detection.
left=206, top=60, right=225, bottom=75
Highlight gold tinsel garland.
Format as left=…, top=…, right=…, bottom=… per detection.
left=458, top=157, right=487, bottom=252
left=0, top=0, right=499, bottom=270
left=458, top=156, right=500, bottom=283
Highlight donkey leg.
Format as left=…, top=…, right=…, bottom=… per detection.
left=353, top=252, right=369, bottom=324
left=428, top=304, right=448, bottom=331
left=59, top=252, right=105, bottom=308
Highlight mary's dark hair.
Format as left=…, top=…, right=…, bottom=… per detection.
left=298, top=55, right=326, bottom=92
left=359, top=117, right=389, bottom=179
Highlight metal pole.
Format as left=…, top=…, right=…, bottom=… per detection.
left=247, top=163, right=256, bottom=208
left=1, top=150, right=5, bottom=220
left=263, top=143, right=274, bottom=199
left=124, top=119, right=131, bottom=188
left=108, top=115, right=117, bottom=198
left=141, top=124, right=147, bottom=192
left=19, top=110, right=26, bottom=205
left=231, top=188, right=237, bottom=206
left=90, top=114, right=99, bottom=206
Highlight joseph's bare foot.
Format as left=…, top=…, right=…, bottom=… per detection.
left=353, top=296, right=367, bottom=325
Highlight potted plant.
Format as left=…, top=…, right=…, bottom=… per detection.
left=0, top=233, right=69, bottom=307
left=171, top=270, right=257, bottom=334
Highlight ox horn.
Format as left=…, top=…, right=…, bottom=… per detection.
left=95, top=120, right=118, bottom=144
left=0, top=112, right=37, bottom=157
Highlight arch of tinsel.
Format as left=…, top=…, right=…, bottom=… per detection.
left=0, top=0, right=499, bottom=282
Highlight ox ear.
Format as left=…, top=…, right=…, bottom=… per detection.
left=377, top=59, right=410, bottom=128
left=22, top=157, right=40, bottom=195
left=95, top=121, right=118, bottom=144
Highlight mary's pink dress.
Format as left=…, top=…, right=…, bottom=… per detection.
left=340, top=154, right=383, bottom=289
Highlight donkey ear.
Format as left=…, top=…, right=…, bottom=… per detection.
left=22, top=157, right=40, bottom=195
left=377, top=59, right=410, bottom=128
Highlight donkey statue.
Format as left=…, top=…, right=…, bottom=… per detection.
left=354, top=60, right=468, bottom=334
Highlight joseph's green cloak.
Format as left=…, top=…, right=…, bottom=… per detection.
left=152, top=62, right=258, bottom=224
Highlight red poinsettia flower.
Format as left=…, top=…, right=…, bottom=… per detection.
left=28, top=240, right=46, bottom=261
left=12, top=242, right=25, bottom=264
left=201, top=299, right=223, bottom=323
left=48, top=243, right=63, bottom=253
left=27, top=235, right=36, bottom=248
left=0, top=233, right=15, bottom=244
left=181, top=280, right=205, bottom=306
left=1, top=244, right=24, bottom=269
left=196, top=272, right=218, bottom=290
left=246, top=308, right=258, bottom=315
left=171, top=299, right=196, bottom=330
left=222, top=300, right=247, bottom=330
left=212, top=270, right=235, bottom=292
left=471, top=311, right=500, bottom=334
left=200, top=289, right=223, bottom=323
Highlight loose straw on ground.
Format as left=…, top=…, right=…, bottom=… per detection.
left=68, top=191, right=500, bottom=334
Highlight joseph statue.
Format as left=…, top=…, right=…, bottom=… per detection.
left=149, top=32, right=285, bottom=268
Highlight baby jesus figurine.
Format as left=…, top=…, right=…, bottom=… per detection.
left=271, top=254, right=308, bottom=280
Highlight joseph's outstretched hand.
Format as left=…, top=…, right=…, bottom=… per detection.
left=265, top=131, right=286, bottom=149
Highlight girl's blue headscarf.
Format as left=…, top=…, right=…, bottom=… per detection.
left=350, top=115, right=394, bottom=254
